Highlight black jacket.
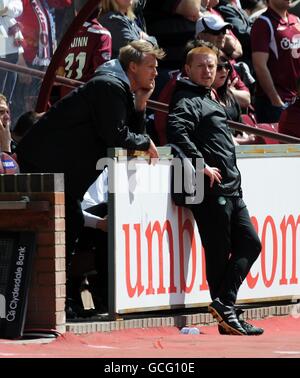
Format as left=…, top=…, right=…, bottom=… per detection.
left=17, top=60, right=150, bottom=200
left=144, top=0, right=195, bottom=69
left=167, top=78, right=241, bottom=196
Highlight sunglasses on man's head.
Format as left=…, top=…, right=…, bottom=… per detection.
left=217, top=62, right=231, bottom=71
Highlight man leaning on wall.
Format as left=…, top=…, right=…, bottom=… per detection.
left=16, top=40, right=165, bottom=317
left=167, top=46, right=263, bottom=335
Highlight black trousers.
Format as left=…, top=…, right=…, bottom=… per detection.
left=76, top=203, right=108, bottom=309
left=78, top=203, right=108, bottom=281
left=191, top=196, right=261, bottom=307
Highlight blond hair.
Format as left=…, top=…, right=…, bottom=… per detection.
left=119, top=40, right=165, bottom=71
left=0, top=93, right=7, bottom=104
left=100, top=0, right=135, bottom=20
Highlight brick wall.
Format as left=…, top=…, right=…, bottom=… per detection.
left=0, top=173, right=66, bottom=333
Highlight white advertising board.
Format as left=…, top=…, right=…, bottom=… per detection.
left=113, top=154, right=300, bottom=313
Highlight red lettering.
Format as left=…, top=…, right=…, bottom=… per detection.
left=178, top=208, right=197, bottom=293
left=280, top=215, right=300, bottom=285
left=123, top=224, right=144, bottom=298
left=261, top=216, right=278, bottom=288
left=199, top=246, right=208, bottom=291
left=246, top=216, right=259, bottom=288
left=145, top=220, right=177, bottom=295
left=122, top=209, right=300, bottom=304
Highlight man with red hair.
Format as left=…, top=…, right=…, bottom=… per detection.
left=167, top=46, right=263, bottom=336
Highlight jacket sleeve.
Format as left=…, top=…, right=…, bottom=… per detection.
left=91, top=81, right=150, bottom=151
left=131, top=110, right=147, bottom=134
left=167, top=97, right=204, bottom=162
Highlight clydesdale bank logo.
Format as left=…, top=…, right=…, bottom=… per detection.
left=0, top=294, right=5, bottom=319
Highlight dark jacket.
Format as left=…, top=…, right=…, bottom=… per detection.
left=144, top=0, right=195, bottom=69
left=167, top=78, right=241, bottom=196
left=17, top=60, right=150, bottom=200
left=99, top=11, right=157, bottom=59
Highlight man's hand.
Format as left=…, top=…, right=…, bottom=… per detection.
left=96, top=215, right=108, bottom=232
left=175, top=0, right=201, bottom=22
left=135, top=84, right=155, bottom=111
left=270, top=97, right=285, bottom=108
left=0, top=119, right=12, bottom=152
left=204, top=165, right=222, bottom=188
left=234, top=132, right=257, bottom=145
left=228, top=77, right=239, bottom=91
left=147, top=138, right=159, bottom=164
left=223, top=34, right=243, bottom=60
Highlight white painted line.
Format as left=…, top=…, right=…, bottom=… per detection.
left=0, top=353, right=17, bottom=356
left=86, top=344, right=118, bottom=349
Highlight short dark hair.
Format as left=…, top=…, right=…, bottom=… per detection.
left=119, top=40, right=165, bottom=71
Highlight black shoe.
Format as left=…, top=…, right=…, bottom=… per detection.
left=239, top=320, right=264, bottom=335
left=66, top=305, right=79, bottom=320
left=218, top=308, right=264, bottom=335
left=208, top=299, right=247, bottom=335
left=236, top=309, right=264, bottom=335
left=65, top=298, right=84, bottom=320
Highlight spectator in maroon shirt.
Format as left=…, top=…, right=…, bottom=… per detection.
left=57, top=9, right=112, bottom=98
left=251, top=0, right=300, bottom=122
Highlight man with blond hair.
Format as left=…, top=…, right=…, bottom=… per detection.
left=167, top=46, right=263, bottom=335
left=17, top=40, right=164, bottom=317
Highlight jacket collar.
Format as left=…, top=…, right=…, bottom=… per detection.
left=176, top=77, right=212, bottom=95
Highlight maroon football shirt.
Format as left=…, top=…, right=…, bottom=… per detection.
left=251, top=8, right=300, bottom=101
left=62, top=18, right=112, bottom=83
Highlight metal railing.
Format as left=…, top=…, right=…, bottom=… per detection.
left=0, top=60, right=82, bottom=89
left=1, top=59, right=300, bottom=145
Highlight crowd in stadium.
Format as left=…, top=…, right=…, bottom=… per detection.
left=1, top=0, right=300, bottom=334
